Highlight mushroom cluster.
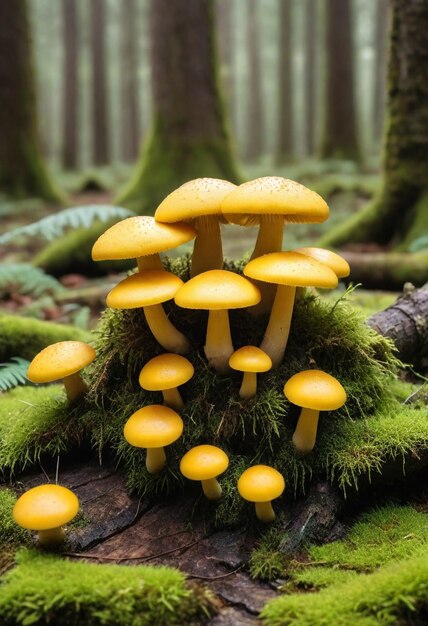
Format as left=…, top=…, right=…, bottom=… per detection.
left=23, top=176, right=351, bottom=529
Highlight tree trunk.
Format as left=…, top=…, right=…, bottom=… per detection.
left=320, top=0, right=360, bottom=161
left=216, top=0, right=237, bottom=136
left=372, top=0, right=389, bottom=146
left=90, top=0, right=109, bottom=166
left=305, top=0, right=317, bottom=156
left=276, top=0, right=293, bottom=163
left=323, top=0, right=428, bottom=250
left=120, top=0, right=140, bottom=162
left=118, top=0, right=241, bottom=214
left=244, top=0, right=264, bottom=162
left=0, top=0, right=61, bottom=201
left=62, top=0, right=79, bottom=170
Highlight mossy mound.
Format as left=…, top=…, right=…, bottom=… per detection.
left=0, top=549, right=213, bottom=626
left=0, top=489, right=28, bottom=575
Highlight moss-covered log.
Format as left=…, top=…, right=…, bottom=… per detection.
left=343, top=250, right=428, bottom=290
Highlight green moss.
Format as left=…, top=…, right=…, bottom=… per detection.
left=249, top=523, right=289, bottom=581
left=0, top=313, right=91, bottom=361
left=0, top=549, right=213, bottom=626
left=0, top=489, right=27, bottom=546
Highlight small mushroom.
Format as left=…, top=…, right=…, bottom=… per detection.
left=284, top=370, right=347, bottom=454
left=124, top=405, right=183, bottom=474
left=13, top=484, right=79, bottom=546
left=229, top=346, right=272, bottom=399
left=139, top=353, right=194, bottom=410
left=107, top=269, right=189, bottom=354
left=180, top=445, right=229, bottom=500
left=237, top=465, right=285, bottom=523
left=92, top=215, right=196, bottom=271
left=293, top=247, right=350, bottom=278
left=27, top=341, right=96, bottom=401
left=174, top=269, right=260, bottom=373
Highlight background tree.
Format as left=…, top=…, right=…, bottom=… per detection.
left=62, top=0, right=79, bottom=170
left=276, top=0, right=293, bottom=163
left=0, top=0, right=61, bottom=201
left=216, top=0, right=236, bottom=135
left=321, top=0, right=360, bottom=161
left=305, top=0, right=317, bottom=156
left=244, top=0, right=264, bottom=161
left=90, top=0, right=109, bottom=165
left=119, top=0, right=241, bottom=213
left=120, top=0, right=140, bottom=163
left=372, top=0, right=389, bottom=146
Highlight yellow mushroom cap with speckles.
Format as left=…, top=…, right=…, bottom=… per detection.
left=106, top=270, right=184, bottom=309
left=139, top=354, right=194, bottom=391
left=27, top=341, right=95, bottom=384
left=221, top=177, right=329, bottom=226
left=124, top=405, right=183, bottom=448
left=92, top=216, right=196, bottom=261
left=175, top=269, right=260, bottom=310
left=180, top=445, right=229, bottom=481
left=155, top=178, right=237, bottom=223
left=244, top=252, right=338, bottom=289
left=284, top=370, right=347, bottom=411
left=229, top=346, right=272, bottom=373
left=13, top=484, right=79, bottom=531
left=294, top=247, right=350, bottom=278
left=238, top=465, right=285, bottom=503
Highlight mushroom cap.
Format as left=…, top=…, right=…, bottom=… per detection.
left=180, top=445, right=229, bottom=481
left=155, top=178, right=237, bottom=223
left=139, top=354, right=194, bottom=391
left=284, top=369, right=347, bottom=411
left=229, top=346, right=272, bottom=373
left=106, top=269, right=183, bottom=309
left=92, top=216, right=196, bottom=261
left=237, top=465, right=285, bottom=503
left=175, top=269, right=261, bottom=310
left=294, top=247, right=350, bottom=278
left=13, top=484, right=79, bottom=531
left=124, top=404, right=184, bottom=448
left=27, top=341, right=96, bottom=384
left=221, top=177, right=329, bottom=226
left=244, top=252, right=338, bottom=289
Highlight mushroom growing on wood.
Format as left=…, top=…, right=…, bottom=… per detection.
left=27, top=341, right=96, bottom=401
left=237, top=465, right=285, bottom=523
left=229, top=346, right=272, bottom=399
left=106, top=269, right=189, bottom=354
left=92, top=215, right=196, bottom=271
left=13, top=484, right=79, bottom=546
left=180, top=445, right=229, bottom=500
left=284, top=369, right=346, bottom=454
left=124, top=405, right=183, bottom=474
left=155, top=178, right=237, bottom=276
left=174, top=269, right=260, bottom=373
left=244, top=252, right=338, bottom=368
left=139, top=353, right=194, bottom=410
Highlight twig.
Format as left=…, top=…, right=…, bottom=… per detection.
left=187, top=565, right=244, bottom=581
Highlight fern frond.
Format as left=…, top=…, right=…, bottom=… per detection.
left=0, top=264, right=64, bottom=297
left=0, top=205, right=133, bottom=245
left=0, top=358, right=30, bottom=392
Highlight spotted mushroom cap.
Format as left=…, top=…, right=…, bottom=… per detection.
left=106, top=269, right=184, bottom=309
left=244, top=252, right=338, bottom=289
left=180, top=445, right=229, bottom=481
left=293, top=247, right=350, bottom=278
left=284, top=370, right=347, bottom=411
left=13, top=484, right=79, bottom=531
left=139, top=354, right=194, bottom=391
left=27, top=341, right=96, bottom=384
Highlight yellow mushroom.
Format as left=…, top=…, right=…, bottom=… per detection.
left=174, top=269, right=260, bottom=374
left=27, top=341, right=96, bottom=401
left=244, top=252, right=338, bottom=368
left=155, top=178, right=237, bottom=276
left=284, top=370, right=347, bottom=454
left=92, top=215, right=196, bottom=271
left=139, top=353, right=194, bottom=410
left=124, top=405, right=183, bottom=474
left=237, top=465, right=285, bottom=523
left=229, top=346, right=272, bottom=399
left=293, top=247, right=351, bottom=278
left=106, top=269, right=189, bottom=354
left=180, top=445, right=229, bottom=500
left=13, top=484, right=79, bottom=546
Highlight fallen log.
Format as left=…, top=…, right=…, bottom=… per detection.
left=343, top=250, right=428, bottom=290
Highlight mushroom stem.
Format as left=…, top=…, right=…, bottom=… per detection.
left=260, top=285, right=296, bottom=368
left=38, top=526, right=66, bottom=546
left=292, top=407, right=320, bottom=454
left=146, top=447, right=166, bottom=474
left=144, top=304, right=190, bottom=354
left=255, top=501, right=276, bottom=523
left=205, top=309, right=234, bottom=374
left=137, top=254, right=164, bottom=271
left=201, top=477, right=222, bottom=501
left=239, top=372, right=257, bottom=399
left=250, top=215, right=284, bottom=260
left=162, top=387, right=184, bottom=410
left=191, top=216, right=223, bottom=277
left=63, top=373, right=88, bottom=401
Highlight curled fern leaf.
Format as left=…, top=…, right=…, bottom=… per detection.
left=0, top=264, right=64, bottom=298
left=0, top=357, right=31, bottom=392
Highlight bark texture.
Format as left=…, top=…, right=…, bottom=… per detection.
left=90, top=0, right=110, bottom=165
left=320, top=0, right=360, bottom=161
left=244, top=0, right=264, bottom=161
left=62, top=0, right=79, bottom=169
left=120, top=0, right=140, bottom=162
left=118, top=0, right=241, bottom=214
left=0, top=0, right=61, bottom=200
left=276, top=0, right=293, bottom=163
left=305, top=0, right=317, bottom=155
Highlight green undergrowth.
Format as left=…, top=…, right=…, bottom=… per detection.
left=0, top=549, right=213, bottom=626
left=0, top=489, right=28, bottom=574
